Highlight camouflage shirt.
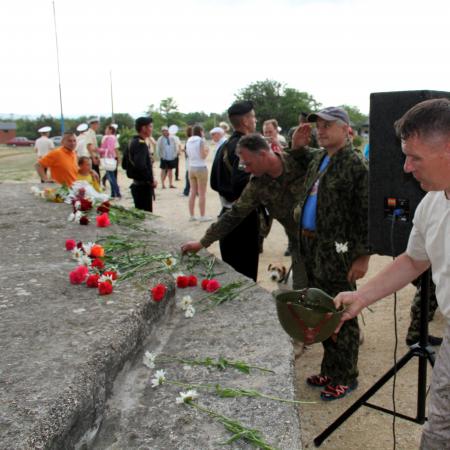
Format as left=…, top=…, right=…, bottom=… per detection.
left=297, top=142, right=370, bottom=280
left=200, top=149, right=314, bottom=248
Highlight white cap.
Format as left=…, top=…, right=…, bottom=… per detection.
left=88, top=117, right=100, bottom=124
left=76, top=123, right=88, bottom=132
left=38, top=126, right=52, bottom=133
left=111, top=123, right=119, bottom=129
left=210, top=126, right=225, bottom=135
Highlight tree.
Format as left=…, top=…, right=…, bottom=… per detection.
left=235, top=79, right=320, bottom=133
left=340, top=105, right=368, bottom=128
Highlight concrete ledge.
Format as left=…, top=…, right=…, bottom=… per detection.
left=0, top=183, right=302, bottom=450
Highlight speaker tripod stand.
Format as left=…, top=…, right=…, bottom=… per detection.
left=314, top=270, right=436, bottom=447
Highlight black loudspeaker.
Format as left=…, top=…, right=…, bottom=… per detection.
left=368, top=90, right=450, bottom=256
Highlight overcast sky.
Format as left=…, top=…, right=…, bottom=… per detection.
left=2, top=0, right=449, bottom=118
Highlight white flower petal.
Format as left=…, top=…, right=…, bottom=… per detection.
left=179, top=295, right=193, bottom=310
left=82, top=242, right=95, bottom=255
left=151, top=369, right=166, bottom=388
left=77, top=255, right=92, bottom=267
left=184, top=305, right=195, bottom=318
left=71, top=248, right=83, bottom=260
left=176, top=389, right=198, bottom=404
left=143, top=351, right=156, bottom=369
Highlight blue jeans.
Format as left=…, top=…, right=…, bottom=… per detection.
left=106, top=171, right=121, bottom=198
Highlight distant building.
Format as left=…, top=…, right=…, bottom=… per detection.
left=0, top=122, right=16, bottom=144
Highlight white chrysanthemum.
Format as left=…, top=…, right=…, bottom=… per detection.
left=77, top=254, right=92, bottom=267
left=30, top=186, right=41, bottom=196
left=184, top=305, right=195, bottom=318
left=74, top=211, right=83, bottom=222
left=82, top=242, right=95, bottom=255
left=179, top=295, right=193, bottom=310
left=335, top=242, right=349, bottom=254
left=143, top=351, right=156, bottom=369
left=176, top=389, right=198, bottom=404
left=68, top=212, right=75, bottom=222
left=150, top=369, right=166, bottom=388
left=163, top=256, right=177, bottom=269
left=74, top=200, right=81, bottom=210
left=71, top=248, right=84, bottom=260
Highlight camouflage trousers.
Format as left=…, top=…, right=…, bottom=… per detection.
left=300, top=234, right=359, bottom=385
left=290, top=238, right=308, bottom=290
left=406, top=281, right=438, bottom=342
left=420, top=323, right=450, bottom=449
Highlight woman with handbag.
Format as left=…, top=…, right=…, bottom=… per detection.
left=99, top=125, right=121, bottom=198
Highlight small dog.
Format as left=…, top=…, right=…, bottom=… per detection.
left=268, top=263, right=288, bottom=283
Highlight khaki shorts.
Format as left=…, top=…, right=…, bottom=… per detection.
left=189, top=167, right=208, bottom=185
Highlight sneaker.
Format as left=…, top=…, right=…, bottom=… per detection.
left=198, top=216, right=212, bottom=222
left=320, top=381, right=358, bottom=401
left=306, top=374, right=332, bottom=387
left=189, top=216, right=197, bottom=222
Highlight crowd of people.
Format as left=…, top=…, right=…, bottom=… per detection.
left=32, top=98, right=450, bottom=448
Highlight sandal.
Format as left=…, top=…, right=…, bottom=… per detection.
left=306, top=374, right=332, bottom=387
left=320, top=381, right=358, bottom=401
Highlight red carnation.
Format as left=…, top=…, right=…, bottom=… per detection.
left=176, top=275, right=189, bottom=288
left=103, top=270, right=118, bottom=280
left=77, top=241, right=83, bottom=249
left=206, top=279, right=221, bottom=292
left=151, top=283, right=167, bottom=302
left=91, top=258, right=105, bottom=270
left=69, top=265, right=89, bottom=285
left=201, top=279, right=209, bottom=290
left=187, top=275, right=198, bottom=287
left=96, top=212, right=111, bottom=228
left=97, top=202, right=110, bottom=213
left=79, top=215, right=89, bottom=225
left=86, top=274, right=100, bottom=288
left=79, top=198, right=93, bottom=211
left=65, top=239, right=76, bottom=251
left=98, top=281, right=113, bottom=295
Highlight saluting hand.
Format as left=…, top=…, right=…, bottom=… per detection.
left=291, top=123, right=312, bottom=149
left=181, top=241, right=203, bottom=254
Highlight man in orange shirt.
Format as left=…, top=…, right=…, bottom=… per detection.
left=35, top=132, right=79, bottom=186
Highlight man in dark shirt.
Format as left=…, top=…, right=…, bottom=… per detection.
left=124, top=117, right=157, bottom=212
left=210, top=100, right=259, bottom=281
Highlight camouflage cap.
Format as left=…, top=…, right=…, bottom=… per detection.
left=308, top=106, right=350, bottom=125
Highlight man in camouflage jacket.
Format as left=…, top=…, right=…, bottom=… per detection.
left=181, top=132, right=315, bottom=289
left=294, top=107, right=370, bottom=400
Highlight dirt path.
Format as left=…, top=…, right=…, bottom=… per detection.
left=10, top=149, right=446, bottom=450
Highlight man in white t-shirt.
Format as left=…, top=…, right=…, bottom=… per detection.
left=334, top=98, right=450, bottom=449
left=34, top=126, right=55, bottom=182
left=85, top=118, right=101, bottom=175
left=76, top=123, right=90, bottom=157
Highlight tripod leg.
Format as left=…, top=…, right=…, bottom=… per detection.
left=314, top=349, right=415, bottom=447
